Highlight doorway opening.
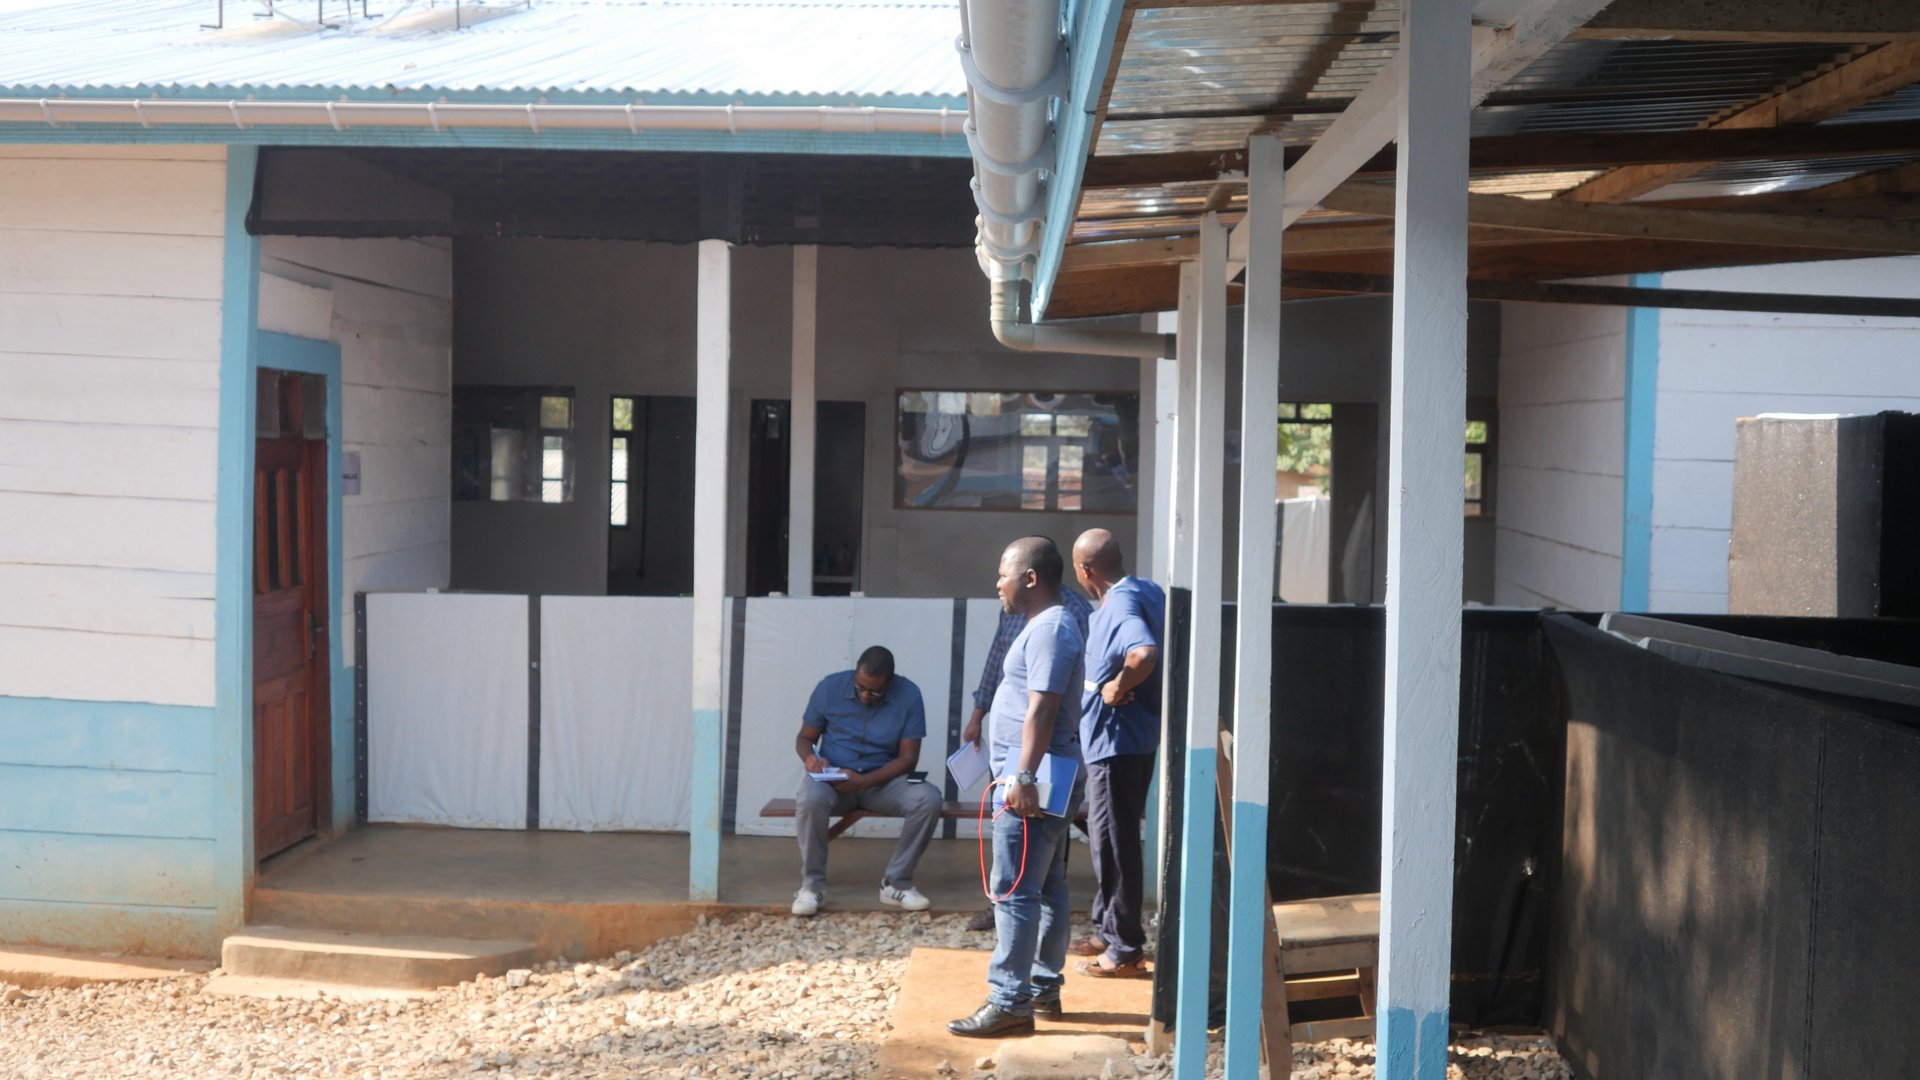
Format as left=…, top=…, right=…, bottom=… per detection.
left=253, top=368, right=332, bottom=860
left=745, top=399, right=867, bottom=596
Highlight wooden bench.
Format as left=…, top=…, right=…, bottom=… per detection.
left=759, top=797, right=975, bottom=840
left=759, top=797, right=1088, bottom=841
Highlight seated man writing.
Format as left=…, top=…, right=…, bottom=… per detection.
left=791, top=645, right=942, bottom=916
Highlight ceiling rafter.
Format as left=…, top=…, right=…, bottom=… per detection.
left=1563, top=40, right=1920, bottom=203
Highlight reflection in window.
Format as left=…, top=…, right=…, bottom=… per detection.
left=452, top=386, right=574, bottom=503
left=897, top=390, right=1138, bottom=512
left=1464, top=414, right=1493, bottom=517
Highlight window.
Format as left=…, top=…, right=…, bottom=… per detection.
left=1276, top=403, right=1333, bottom=497
left=1465, top=412, right=1494, bottom=517
left=610, top=396, right=633, bottom=528
left=451, top=387, right=575, bottom=503
left=896, top=390, right=1138, bottom=512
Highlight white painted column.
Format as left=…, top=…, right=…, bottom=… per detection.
left=1152, top=265, right=1201, bottom=917
left=1135, top=347, right=1159, bottom=582
left=1225, top=133, right=1283, bottom=1078
left=787, top=245, right=818, bottom=598
left=1378, top=1, right=1470, bottom=1076
left=690, top=239, right=733, bottom=901
left=1173, top=214, right=1229, bottom=1080
left=1144, top=342, right=1178, bottom=908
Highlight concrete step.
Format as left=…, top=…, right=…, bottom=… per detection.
left=220, top=926, right=537, bottom=990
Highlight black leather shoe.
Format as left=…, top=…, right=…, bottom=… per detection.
left=947, top=1002, right=1035, bottom=1038
left=1032, top=991, right=1063, bottom=1019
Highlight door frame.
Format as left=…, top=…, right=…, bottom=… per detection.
left=218, top=322, right=346, bottom=893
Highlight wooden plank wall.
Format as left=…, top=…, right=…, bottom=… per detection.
left=1492, top=295, right=1628, bottom=610
left=0, top=144, right=228, bottom=954
left=1651, top=257, right=1920, bottom=614
left=259, top=235, right=455, bottom=645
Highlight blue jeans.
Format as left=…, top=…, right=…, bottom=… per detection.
left=986, top=782, right=1082, bottom=1013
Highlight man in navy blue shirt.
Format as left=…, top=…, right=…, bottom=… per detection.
left=790, top=645, right=941, bottom=917
left=949, top=537, right=1086, bottom=1039
left=1070, top=528, right=1163, bottom=977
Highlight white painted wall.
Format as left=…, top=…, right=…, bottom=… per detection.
left=1493, top=299, right=1626, bottom=610
left=259, top=235, right=455, bottom=643
left=0, top=145, right=227, bottom=707
left=450, top=240, right=1143, bottom=599
left=1650, top=257, right=1920, bottom=613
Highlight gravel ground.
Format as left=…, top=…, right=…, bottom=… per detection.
left=0, top=914, right=1572, bottom=1080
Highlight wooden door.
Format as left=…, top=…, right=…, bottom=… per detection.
left=254, top=371, right=330, bottom=860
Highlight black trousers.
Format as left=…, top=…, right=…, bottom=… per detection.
left=1086, top=752, right=1156, bottom=961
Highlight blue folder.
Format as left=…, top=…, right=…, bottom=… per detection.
left=992, top=753, right=1080, bottom=817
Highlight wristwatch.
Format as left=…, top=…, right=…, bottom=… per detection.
left=1015, top=770, right=1037, bottom=787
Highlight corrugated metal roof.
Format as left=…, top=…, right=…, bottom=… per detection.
left=0, top=0, right=966, bottom=102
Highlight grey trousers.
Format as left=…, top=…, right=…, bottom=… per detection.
left=794, top=772, right=943, bottom=894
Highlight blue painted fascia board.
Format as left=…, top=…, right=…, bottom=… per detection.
left=1030, top=0, right=1128, bottom=320
left=213, top=146, right=263, bottom=935
left=1620, top=272, right=1661, bottom=612
left=255, top=332, right=352, bottom=835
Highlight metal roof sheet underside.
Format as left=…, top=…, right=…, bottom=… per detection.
left=0, top=0, right=967, bottom=102
left=1098, top=10, right=1867, bottom=154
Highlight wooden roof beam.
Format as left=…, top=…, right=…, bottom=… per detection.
left=1565, top=41, right=1920, bottom=203
left=1323, top=181, right=1920, bottom=253
left=1572, top=0, right=1920, bottom=44
left=1082, top=120, right=1920, bottom=189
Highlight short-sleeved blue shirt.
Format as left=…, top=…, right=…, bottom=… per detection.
left=988, top=604, right=1086, bottom=776
left=802, top=670, right=926, bottom=773
left=1079, top=577, right=1166, bottom=763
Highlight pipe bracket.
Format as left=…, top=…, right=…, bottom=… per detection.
left=955, top=35, right=1068, bottom=108
left=964, top=120, right=1054, bottom=178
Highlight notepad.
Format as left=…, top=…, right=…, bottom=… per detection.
left=945, top=740, right=990, bottom=791
left=992, top=753, right=1080, bottom=818
left=808, top=769, right=849, bottom=782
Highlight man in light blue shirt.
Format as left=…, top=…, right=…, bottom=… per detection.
left=1070, top=528, right=1163, bottom=976
left=949, top=537, right=1085, bottom=1039
left=790, top=645, right=941, bottom=917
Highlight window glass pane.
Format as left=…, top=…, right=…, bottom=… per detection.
left=540, top=395, right=572, bottom=430
left=1466, top=420, right=1488, bottom=445
left=301, top=373, right=326, bottom=440
left=1464, top=502, right=1483, bottom=518
left=490, top=429, right=524, bottom=502
left=896, top=390, right=1138, bottom=512
left=1464, top=451, right=1483, bottom=501
left=1301, top=403, right=1333, bottom=421
left=256, top=373, right=281, bottom=438
left=542, top=435, right=565, bottom=482
left=612, top=397, right=634, bottom=433
left=541, top=479, right=564, bottom=504
left=1275, top=402, right=1297, bottom=420
left=611, top=437, right=629, bottom=482
left=610, top=481, right=628, bottom=526
left=1022, top=444, right=1050, bottom=492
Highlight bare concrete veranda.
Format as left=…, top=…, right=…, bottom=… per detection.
left=253, top=826, right=1100, bottom=962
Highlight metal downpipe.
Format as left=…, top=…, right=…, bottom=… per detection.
left=990, top=276, right=1172, bottom=359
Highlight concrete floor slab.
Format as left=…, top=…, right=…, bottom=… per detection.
left=254, top=825, right=1097, bottom=963
left=0, top=946, right=212, bottom=990
left=875, top=947, right=1151, bottom=1080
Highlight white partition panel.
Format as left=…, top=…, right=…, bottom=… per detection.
left=732, top=598, right=956, bottom=838
left=539, top=596, right=694, bottom=832
left=367, top=592, right=528, bottom=828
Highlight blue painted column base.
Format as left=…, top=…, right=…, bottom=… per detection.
left=689, top=706, right=724, bottom=901
left=1173, top=745, right=1217, bottom=1080
left=1223, top=800, right=1270, bottom=1079
left=1381, top=1006, right=1450, bottom=1080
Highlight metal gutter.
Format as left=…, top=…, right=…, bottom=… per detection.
left=0, top=96, right=964, bottom=137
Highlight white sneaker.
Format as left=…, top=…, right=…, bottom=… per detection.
left=791, top=888, right=822, bottom=917
left=879, top=884, right=931, bottom=912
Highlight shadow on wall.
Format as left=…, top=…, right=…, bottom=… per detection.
left=1543, top=616, right=1920, bottom=1080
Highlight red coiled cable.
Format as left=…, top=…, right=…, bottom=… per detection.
left=977, top=778, right=1030, bottom=903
